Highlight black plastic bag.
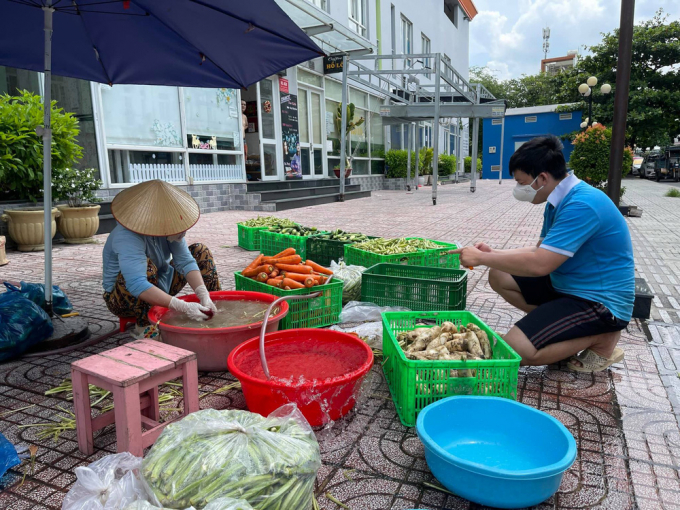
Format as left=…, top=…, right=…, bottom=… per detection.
left=3, top=281, right=73, bottom=315
left=0, top=293, right=53, bottom=361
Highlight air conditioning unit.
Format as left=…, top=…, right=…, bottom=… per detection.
left=491, top=165, right=501, bottom=172
left=559, top=113, right=573, bottom=120
left=491, top=118, right=502, bottom=125
left=525, top=116, right=537, bottom=123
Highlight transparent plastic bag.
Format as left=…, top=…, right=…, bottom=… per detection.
left=62, top=452, right=148, bottom=510
left=330, top=322, right=383, bottom=349
left=339, top=301, right=410, bottom=324
left=329, top=261, right=365, bottom=305
left=124, top=497, right=252, bottom=510
left=142, top=405, right=320, bottom=510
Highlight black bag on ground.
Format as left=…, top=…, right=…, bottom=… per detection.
left=0, top=293, right=53, bottom=361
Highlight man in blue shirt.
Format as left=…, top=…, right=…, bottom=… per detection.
left=102, top=180, right=221, bottom=336
left=455, top=136, right=634, bottom=372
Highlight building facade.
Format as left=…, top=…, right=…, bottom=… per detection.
left=482, top=104, right=582, bottom=180
left=1, top=0, right=476, bottom=203
left=541, top=50, right=578, bottom=75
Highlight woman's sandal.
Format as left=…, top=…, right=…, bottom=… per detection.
left=567, top=347, right=625, bottom=373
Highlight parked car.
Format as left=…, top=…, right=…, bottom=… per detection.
left=651, top=146, right=680, bottom=182
left=642, top=154, right=659, bottom=179
left=631, top=156, right=644, bottom=176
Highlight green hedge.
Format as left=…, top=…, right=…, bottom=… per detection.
left=439, top=154, right=457, bottom=175
left=464, top=156, right=482, bottom=173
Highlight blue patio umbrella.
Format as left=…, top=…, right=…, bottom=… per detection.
left=0, top=0, right=323, bottom=314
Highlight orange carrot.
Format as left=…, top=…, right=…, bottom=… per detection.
left=244, top=254, right=263, bottom=272
left=264, top=255, right=302, bottom=265
left=273, top=247, right=296, bottom=258
left=284, top=273, right=315, bottom=283
left=282, top=278, right=305, bottom=289
left=305, top=260, right=333, bottom=275
left=256, top=272, right=269, bottom=282
left=266, top=278, right=283, bottom=287
left=276, top=264, right=313, bottom=274
left=269, top=269, right=279, bottom=278
left=243, top=264, right=274, bottom=278
left=304, top=278, right=315, bottom=288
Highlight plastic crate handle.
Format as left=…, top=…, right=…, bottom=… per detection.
left=258, top=275, right=333, bottom=380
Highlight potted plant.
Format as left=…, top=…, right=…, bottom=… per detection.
left=333, top=103, right=364, bottom=178
left=0, top=91, right=82, bottom=251
left=464, top=156, right=482, bottom=178
left=418, top=147, right=434, bottom=185
left=439, top=154, right=457, bottom=180
left=53, top=167, right=103, bottom=243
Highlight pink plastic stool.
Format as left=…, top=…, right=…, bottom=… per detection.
left=119, top=316, right=136, bottom=333
left=71, top=340, right=199, bottom=456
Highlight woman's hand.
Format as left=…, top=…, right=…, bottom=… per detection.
left=474, top=242, right=493, bottom=253
left=194, top=284, right=217, bottom=314
left=169, top=297, right=211, bottom=321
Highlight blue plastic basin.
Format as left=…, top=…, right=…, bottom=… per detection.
left=416, top=396, right=576, bottom=509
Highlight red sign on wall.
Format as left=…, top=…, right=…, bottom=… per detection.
left=279, top=77, right=289, bottom=94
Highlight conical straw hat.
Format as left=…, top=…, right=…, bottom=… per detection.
left=111, top=180, right=200, bottom=236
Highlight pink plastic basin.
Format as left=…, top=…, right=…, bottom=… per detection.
left=148, top=291, right=289, bottom=372
left=227, top=329, right=374, bottom=426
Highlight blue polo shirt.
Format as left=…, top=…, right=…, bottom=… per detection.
left=539, top=174, right=635, bottom=321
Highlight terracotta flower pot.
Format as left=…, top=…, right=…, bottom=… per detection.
left=334, top=167, right=352, bottom=178
left=56, top=204, right=101, bottom=244
left=1, top=207, right=60, bottom=252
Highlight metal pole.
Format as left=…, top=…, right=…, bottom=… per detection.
left=498, top=116, right=505, bottom=184
left=339, top=54, right=349, bottom=201
left=414, top=124, right=420, bottom=190
left=406, top=123, right=411, bottom=191
left=608, top=0, right=635, bottom=205
left=432, top=54, right=441, bottom=205
left=587, top=93, right=593, bottom=127
left=43, top=3, right=54, bottom=316
left=456, top=119, right=462, bottom=178
left=471, top=84, right=480, bottom=193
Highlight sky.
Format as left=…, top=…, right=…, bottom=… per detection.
left=469, top=0, right=680, bottom=80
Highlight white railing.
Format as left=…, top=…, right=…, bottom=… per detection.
left=130, top=164, right=186, bottom=183
left=190, top=164, right=242, bottom=182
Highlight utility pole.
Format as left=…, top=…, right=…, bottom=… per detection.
left=607, top=0, right=635, bottom=205
left=542, top=27, right=550, bottom=61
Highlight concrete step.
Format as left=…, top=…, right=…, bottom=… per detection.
left=246, top=178, right=350, bottom=193
left=256, top=185, right=362, bottom=202
left=273, top=190, right=372, bottom=211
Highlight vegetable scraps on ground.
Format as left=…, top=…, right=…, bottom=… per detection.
left=142, top=406, right=321, bottom=510
left=241, top=249, right=332, bottom=290
left=238, top=216, right=297, bottom=228
left=351, top=237, right=441, bottom=255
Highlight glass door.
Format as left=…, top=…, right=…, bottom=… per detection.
left=298, top=86, right=325, bottom=179
left=257, top=78, right=283, bottom=181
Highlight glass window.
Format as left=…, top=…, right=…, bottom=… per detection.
left=0, top=66, right=40, bottom=97
left=101, top=84, right=182, bottom=147
left=349, top=0, right=367, bottom=37
left=108, top=149, right=184, bottom=184
left=298, top=89, right=309, bottom=144
left=352, top=159, right=369, bottom=175
left=311, top=92, right=322, bottom=145
left=298, top=69, right=323, bottom=88
left=307, top=0, right=327, bottom=11
left=401, top=16, right=413, bottom=64
left=325, top=99, right=340, bottom=156
left=260, top=80, right=276, bottom=140
left=421, top=34, right=431, bottom=72
left=370, top=113, right=384, bottom=158
left=350, top=107, right=368, bottom=158
left=349, top=88, right=368, bottom=109
left=371, top=160, right=385, bottom=175
left=184, top=87, right=240, bottom=150
left=325, top=78, right=343, bottom=101
left=369, top=95, right=383, bottom=113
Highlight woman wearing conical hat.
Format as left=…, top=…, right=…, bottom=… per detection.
left=102, top=180, right=220, bottom=336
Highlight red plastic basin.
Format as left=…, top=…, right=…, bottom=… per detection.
left=148, top=291, right=289, bottom=372
left=227, top=329, right=374, bottom=427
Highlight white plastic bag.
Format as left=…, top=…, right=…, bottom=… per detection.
left=62, top=452, right=148, bottom=510
left=339, top=301, right=410, bottom=324
left=330, top=261, right=366, bottom=304
left=330, top=322, right=383, bottom=349
left=124, top=496, right=253, bottom=510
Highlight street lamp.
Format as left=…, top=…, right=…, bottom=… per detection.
left=578, top=76, right=611, bottom=127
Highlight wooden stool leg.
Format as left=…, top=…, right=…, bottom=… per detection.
left=112, top=383, right=143, bottom=456
left=141, top=387, right=160, bottom=422
left=181, top=359, right=199, bottom=415
left=72, top=370, right=94, bottom=455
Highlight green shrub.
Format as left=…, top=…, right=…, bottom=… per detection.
left=439, top=154, right=457, bottom=175
left=384, top=150, right=409, bottom=178
left=569, top=124, right=632, bottom=199
left=418, top=147, right=434, bottom=175
left=665, top=188, right=680, bottom=198
left=464, top=156, right=482, bottom=173
left=0, top=91, right=82, bottom=202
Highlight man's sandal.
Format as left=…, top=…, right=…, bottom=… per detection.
left=567, top=347, right=625, bottom=373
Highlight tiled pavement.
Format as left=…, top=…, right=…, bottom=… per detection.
left=1, top=178, right=680, bottom=509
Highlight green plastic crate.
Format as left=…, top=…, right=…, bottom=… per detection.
left=234, top=272, right=343, bottom=330
left=259, top=229, right=326, bottom=259
left=306, top=234, right=377, bottom=267
left=361, top=264, right=467, bottom=311
left=382, top=310, right=521, bottom=427
left=237, top=224, right=267, bottom=251
left=421, top=241, right=460, bottom=269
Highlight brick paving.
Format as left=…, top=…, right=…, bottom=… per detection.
left=1, top=177, right=680, bottom=509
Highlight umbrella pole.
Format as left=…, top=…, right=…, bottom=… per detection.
left=338, top=54, right=348, bottom=202
left=43, top=3, right=54, bottom=316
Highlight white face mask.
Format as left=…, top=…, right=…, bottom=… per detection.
left=513, top=175, right=544, bottom=203
left=167, top=232, right=186, bottom=243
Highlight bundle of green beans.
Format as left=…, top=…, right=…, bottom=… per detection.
left=352, top=237, right=440, bottom=255
left=239, top=217, right=297, bottom=228
left=267, top=224, right=318, bottom=236
left=315, top=229, right=369, bottom=242
left=142, top=408, right=320, bottom=510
